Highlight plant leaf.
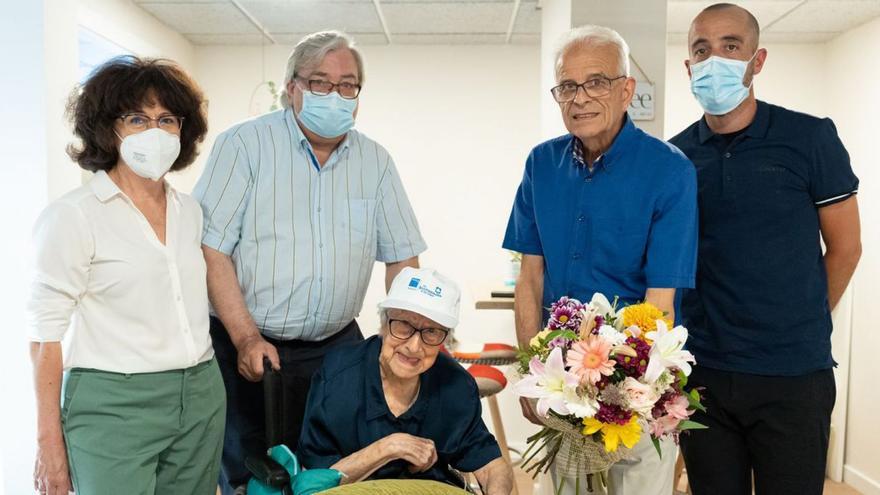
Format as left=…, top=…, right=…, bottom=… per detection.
left=678, top=420, right=708, bottom=430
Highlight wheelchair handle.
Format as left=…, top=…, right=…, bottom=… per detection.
left=263, top=357, right=284, bottom=448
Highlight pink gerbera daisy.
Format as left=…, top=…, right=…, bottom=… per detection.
left=567, top=335, right=616, bottom=385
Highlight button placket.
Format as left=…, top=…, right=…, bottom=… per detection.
left=165, top=215, right=199, bottom=365
left=721, top=151, right=736, bottom=199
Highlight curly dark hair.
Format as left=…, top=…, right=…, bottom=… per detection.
left=66, top=56, right=208, bottom=172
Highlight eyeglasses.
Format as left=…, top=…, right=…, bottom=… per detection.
left=550, top=75, right=626, bottom=103
left=118, top=113, right=184, bottom=133
left=297, top=77, right=361, bottom=99
left=388, top=319, right=449, bottom=346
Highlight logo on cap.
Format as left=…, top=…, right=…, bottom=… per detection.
left=405, top=277, right=444, bottom=299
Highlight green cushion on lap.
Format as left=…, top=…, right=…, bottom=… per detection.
left=318, top=479, right=469, bottom=494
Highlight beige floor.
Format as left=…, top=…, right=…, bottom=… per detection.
left=513, top=466, right=863, bottom=495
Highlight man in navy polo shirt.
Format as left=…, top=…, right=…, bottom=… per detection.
left=503, top=25, right=697, bottom=495
left=669, top=4, right=862, bottom=494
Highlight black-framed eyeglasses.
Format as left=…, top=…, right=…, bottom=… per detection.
left=296, top=77, right=362, bottom=99
left=550, top=75, right=626, bottom=102
left=118, top=113, right=184, bottom=133
left=388, top=319, right=449, bottom=346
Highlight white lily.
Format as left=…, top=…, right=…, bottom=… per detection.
left=644, top=320, right=696, bottom=383
left=514, top=347, right=581, bottom=417
left=588, top=293, right=613, bottom=315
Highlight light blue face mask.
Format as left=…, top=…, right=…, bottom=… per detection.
left=296, top=90, right=357, bottom=138
left=689, top=52, right=757, bottom=115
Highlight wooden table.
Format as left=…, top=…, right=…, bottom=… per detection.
left=474, top=298, right=514, bottom=311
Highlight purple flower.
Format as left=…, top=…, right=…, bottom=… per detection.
left=548, top=336, right=573, bottom=350
left=549, top=306, right=579, bottom=330
left=549, top=296, right=584, bottom=331
left=595, top=402, right=633, bottom=426
left=617, top=336, right=651, bottom=378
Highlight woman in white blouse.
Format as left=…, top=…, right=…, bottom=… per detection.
left=28, top=56, right=225, bottom=495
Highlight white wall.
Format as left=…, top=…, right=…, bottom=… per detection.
left=0, top=2, right=54, bottom=492
left=194, top=42, right=545, bottom=445
left=826, top=16, right=880, bottom=495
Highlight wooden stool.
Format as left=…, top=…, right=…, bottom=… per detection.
left=462, top=362, right=520, bottom=495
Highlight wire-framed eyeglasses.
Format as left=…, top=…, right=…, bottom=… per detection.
left=550, top=75, right=626, bottom=102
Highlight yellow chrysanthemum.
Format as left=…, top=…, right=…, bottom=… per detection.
left=622, top=303, right=671, bottom=333
left=529, top=329, right=552, bottom=348
left=582, top=416, right=642, bottom=452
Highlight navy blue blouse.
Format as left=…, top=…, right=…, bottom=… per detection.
left=296, top=336, right=502, bottom=484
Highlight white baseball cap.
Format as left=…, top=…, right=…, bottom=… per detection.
left=378, top=267, right=461, bottom=328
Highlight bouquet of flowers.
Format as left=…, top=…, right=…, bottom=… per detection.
left=514, top=294, right=706, bottom=489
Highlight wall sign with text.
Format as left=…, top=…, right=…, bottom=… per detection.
left=628, top=82, right=655, bottom=121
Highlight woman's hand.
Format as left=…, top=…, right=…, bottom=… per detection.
left=381, top=433, right=438, bottom=473
left=33, top=434, right=72, bottom=495
left=30, top=342, right=71, bottom=494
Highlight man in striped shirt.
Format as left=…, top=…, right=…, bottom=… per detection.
left=193, top=31, right=426, bottom=494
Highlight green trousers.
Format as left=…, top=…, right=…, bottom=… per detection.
left=62, top=358, right=226, bottom=495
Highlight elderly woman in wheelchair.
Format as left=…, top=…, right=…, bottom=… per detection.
left=293, top=267, right=514, bottom=494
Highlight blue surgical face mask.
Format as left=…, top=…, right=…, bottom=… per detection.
left=296, top=90, right=357, bottom=138
left=689, top=52, right=757, bottom=115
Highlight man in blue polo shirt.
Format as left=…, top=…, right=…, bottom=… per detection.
left=669, top=4, right=862, bottom=495
left=503, top=25, right=697, bottom=495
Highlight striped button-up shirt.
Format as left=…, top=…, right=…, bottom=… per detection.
left=193, top=109, right=426, bottom=341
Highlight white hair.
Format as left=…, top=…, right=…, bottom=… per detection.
left=279, top=30, right=365, bottom=109
left=554, top=25, right=630, bottom=79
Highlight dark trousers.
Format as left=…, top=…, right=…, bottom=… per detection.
left=210, top=316, right=363, bottom=494
left=680, top=365, right=835, bottom=495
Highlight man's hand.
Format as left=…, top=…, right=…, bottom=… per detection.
left=381, top=433, right=437, bottom=473
left=33, top=435, right=71, bottom=495
left=236, top=334, right=280, bottom=382
left=519, top=397, right=544, bottom=426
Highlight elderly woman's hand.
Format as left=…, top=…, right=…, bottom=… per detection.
left=33, top=434, right=72, bottom=495
left=381, top=433, right=438, bottom=473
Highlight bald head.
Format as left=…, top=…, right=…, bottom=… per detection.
left=691, top=3, right=760, bottom=51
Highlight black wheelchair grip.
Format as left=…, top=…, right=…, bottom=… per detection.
left=263, top=356, right=283, bottom=448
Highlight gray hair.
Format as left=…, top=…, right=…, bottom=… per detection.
left=279, top=30, right=365, bottom=109
left=554, top=25, right=630, bottom=80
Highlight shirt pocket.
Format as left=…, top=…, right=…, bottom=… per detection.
left=590, top=216, right=649, bottom=276
left=342, top=199, right=377, bottom=250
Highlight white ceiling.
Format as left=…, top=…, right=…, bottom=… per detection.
left=131, top=0, right=880, bottom=46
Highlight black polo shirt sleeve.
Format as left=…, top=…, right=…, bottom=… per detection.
left=810, top=118, right=859, bottom=207
left=296, top=368, right=343, bottom=469
left=447, top=380, right=503, bottom=473
left=503, top=151, right=544, bottom=256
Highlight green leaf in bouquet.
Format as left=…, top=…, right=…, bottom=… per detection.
left=687, top=388, right=707, bottom=412
left=545, top=329, right=578, bottom=342
left=677, top=370, right=688, bottom=388
left=516, top=346, right=536, bottom=374
left=651, top=436, right=663, bottom=459
left=678, top=420, right=708, bottom=430
left=609, top=369, right=626, bottom=384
